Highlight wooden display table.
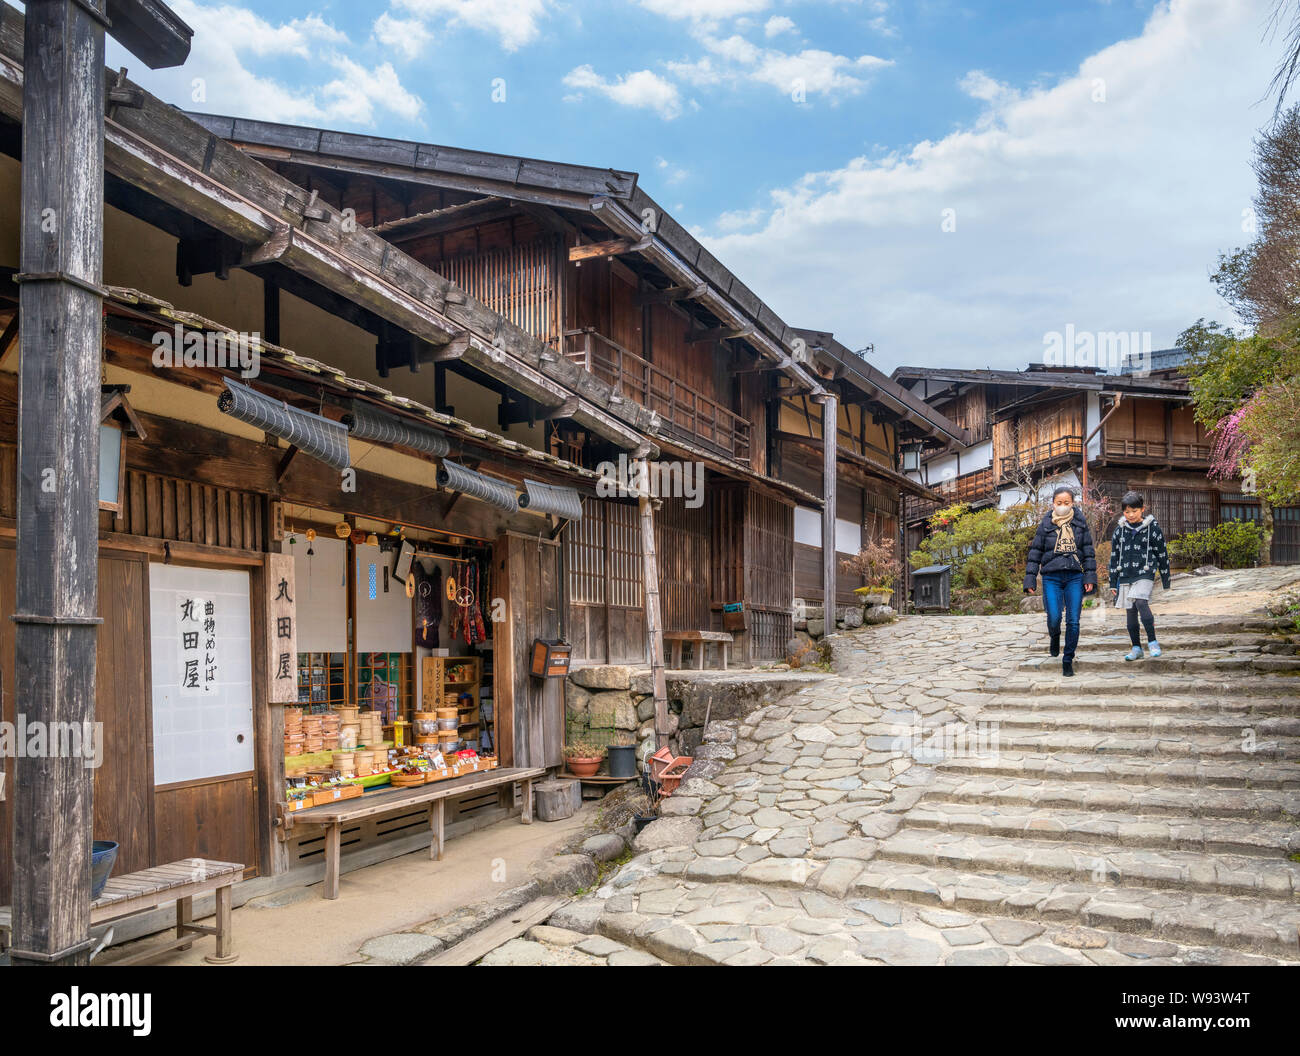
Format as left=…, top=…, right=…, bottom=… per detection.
left=283, top=767, right=546, bottom=899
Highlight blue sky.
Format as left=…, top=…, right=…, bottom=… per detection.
left=115, top=1, right=1288, bottom=370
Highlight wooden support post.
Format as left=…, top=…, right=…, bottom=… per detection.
left=817, top=392, right=838, bottom=619
left=175, top=895, right=194, bottom=951
left=430, top=799, right=445, bottom=861
left=203, top=883, right=238, bottom=964
left=324, top=822, right=341, bottom=900
left=520, top=777, right=534, bottom=824
left=637, top=460, right=669, bottom=748
left=10, top=0, right=108, bottom=968
left=9, top=0, right=191, bottom=969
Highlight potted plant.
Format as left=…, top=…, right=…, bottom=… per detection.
left=606, top=732, right=638, bottom=780
left=563, top=740, right=606, bottom=778
left=842, top=537, right=901, bottom=605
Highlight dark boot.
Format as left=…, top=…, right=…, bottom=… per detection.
left=1049, top=632, right=1060, bottom=657
left=1062, top=660, right=1075, bottom=677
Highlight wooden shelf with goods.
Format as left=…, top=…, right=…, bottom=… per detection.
left=421, top=655, right=483, bottom=748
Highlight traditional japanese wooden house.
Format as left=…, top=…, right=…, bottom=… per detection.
left=892, top=361, right=1299, bottom=563
left=0, top=0, right=964, bottom=932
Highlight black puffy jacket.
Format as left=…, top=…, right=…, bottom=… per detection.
left=1023, top=509, right=1097, bottom=591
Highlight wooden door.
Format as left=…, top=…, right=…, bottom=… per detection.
left=493, top=532, right=563, bottom=769
left=0, top=545, right=154, bottom=902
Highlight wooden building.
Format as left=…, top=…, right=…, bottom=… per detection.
left=892, top=361, right=1300, bottom=563
left=0, top=3, right=965, bottom=929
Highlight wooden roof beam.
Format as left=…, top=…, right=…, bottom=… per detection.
left=568, top=235, right=652, bottom=262
left=0, top=43, right=662, bottom=456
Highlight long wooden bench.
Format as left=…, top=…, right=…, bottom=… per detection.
left=1, top=858, right=244, bottom=965
left=283, top=766, right=546, bottom=900
left=663, top=630, right=734, bottom=670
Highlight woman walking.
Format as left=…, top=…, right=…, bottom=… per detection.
left=1023, top=485, right=1097, bottom=677
left=1108, top=490, right=1171, bottom=660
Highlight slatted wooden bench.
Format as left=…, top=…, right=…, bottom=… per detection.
left=663, top=630, right=734, bottom=670
left=283, top=766, right=547, bottom=900
left=0, top=858, right=244, bottom=965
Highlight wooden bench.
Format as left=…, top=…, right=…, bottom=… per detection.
left=663, top=630, right=734, bottom=670
left=0, top=858, right=243, bottom=965
left=283, top=766, right=546, bottom=900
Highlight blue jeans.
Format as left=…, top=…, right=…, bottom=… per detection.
left=1041, top=571, right=1083, bottom=663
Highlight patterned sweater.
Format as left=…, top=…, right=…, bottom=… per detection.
left=1108, top=514, right=1171, bottom=589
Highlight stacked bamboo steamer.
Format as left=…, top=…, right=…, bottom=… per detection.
left=331, top=750, right=355, bottom=776
left=320, top=710, right=341, bottom=750
left=359, top=711, right=384, bottom=745
left=413, top=711, right=439, bottom=747
left=302, top=714, right=325, bottom=753
left=284, top=707, right=305, bottom=756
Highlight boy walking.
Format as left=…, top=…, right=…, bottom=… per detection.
left=1108, top=491, right=1171, bottom=660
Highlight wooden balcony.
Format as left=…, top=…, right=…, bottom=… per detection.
left=558, top=328, right=751, bottom=462
left=906, top=466, right=996, bottom=522
left=1102, top=437, right=1211, bottom=464
left=999, top=435, right=1083, bottom=482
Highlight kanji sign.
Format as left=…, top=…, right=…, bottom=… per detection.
left=267, top=552, right=298, bottom=703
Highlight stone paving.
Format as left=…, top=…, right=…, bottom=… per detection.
left=505, top=567, right=1300, bottom=966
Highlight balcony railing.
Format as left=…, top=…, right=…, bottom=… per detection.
left=999, top=435, right=1083, bottom=481
left=558, top=327, right=751, bottom=462
left=1103, top=437, right=1211, bottom=463
left=906, top=466, right=996, bottom=522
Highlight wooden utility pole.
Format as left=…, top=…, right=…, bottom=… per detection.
left=815, top=392, right=839, bottom=619
left=9, top=0, right=189, bottom=967
left=636, top=460, right=668, bottom=748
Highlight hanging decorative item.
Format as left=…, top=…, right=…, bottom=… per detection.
left=445, top=574, right=457, bottom=602
left=405, top=573, right=415, bottom=599
left=365, top=532, right=379, bottom=547
left=334, top=520, right=351, bottom=539
left=306, top=529, right=316, bottom=542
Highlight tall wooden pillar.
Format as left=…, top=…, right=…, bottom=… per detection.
left=9, top=0, right=191, bottom=966
left=636, top=461, right=668, bottom=747
left=9, top=0, right=110, bottom=967
left=816, top=393, right=838, bottom=618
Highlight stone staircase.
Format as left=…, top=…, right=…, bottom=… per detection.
left=860, top=617, right=1300, bottom=960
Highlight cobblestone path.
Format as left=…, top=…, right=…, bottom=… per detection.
left=486, top=572, right=1300, bottom=966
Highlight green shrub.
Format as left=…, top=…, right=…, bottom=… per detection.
left=1167, top=520, right=1264, bottom=569
left=909, top=502, right=1038, bottom=594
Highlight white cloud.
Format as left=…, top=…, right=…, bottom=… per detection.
left=687, top=31, right=892, bottom=98
left=564, top=65, right=683, bottom=119
left=320, top=56, right=424, bottom=125
left=373, top=13, right=434, bottom=61
left=636, top=0, right=770, bottom=20
left=765, top=15, right=797, bottom=38
left=118, top=2, right=424, bottom=129
left=695, top=0, right=1280, bottom=371
left=393, top=0, right=552, bottom=51
left=656, top=156, right=691, bottom=183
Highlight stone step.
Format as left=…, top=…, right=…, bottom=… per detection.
left=935, top=750, right=1300, bottom=788
left=952, top=691, right=1300, bottom=717
left=923, top=773, right=1300, bottom=819
left=977, top=708, right=1300, bottom=737
left=1017, top=654, right=1300, bottom=674
left=849, top=858, right=1300, bottom=960
left=986, top=728, right=1300, bottom=760
left=903, top=801, right=1300, bottom=857
left=989, top=675, right=1300, bottom=698
left=877, top=828, right=1300, bottom=900
left=1082, top=632, right=1292, bottom=649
